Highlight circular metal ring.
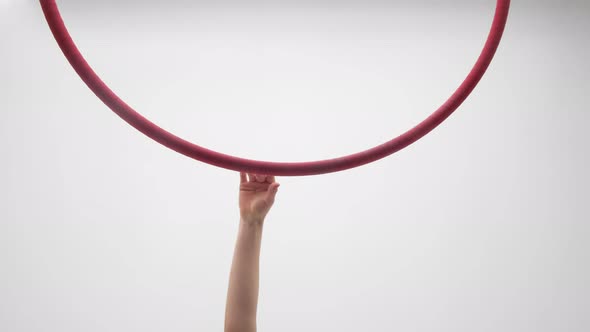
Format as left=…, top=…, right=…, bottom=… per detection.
left=40, top=0, right=510, bottom=176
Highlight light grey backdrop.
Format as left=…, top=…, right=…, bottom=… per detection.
left=1, top=0, right=588, bottom=331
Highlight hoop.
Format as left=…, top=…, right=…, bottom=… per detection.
left=40, top=0, right=510, bottom=176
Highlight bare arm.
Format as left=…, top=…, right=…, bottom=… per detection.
left=224, top=173, right=280, bottom=332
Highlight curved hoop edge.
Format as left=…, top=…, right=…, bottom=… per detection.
left=39, top=0, right=510, bottom=176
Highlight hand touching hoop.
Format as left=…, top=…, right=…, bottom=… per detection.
left=239, top=173, right=280, bottom=225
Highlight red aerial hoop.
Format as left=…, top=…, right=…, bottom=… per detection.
left=40, top=0, right=510, bottom=176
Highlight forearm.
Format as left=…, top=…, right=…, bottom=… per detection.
left=224, top=219, right=264, bottom=332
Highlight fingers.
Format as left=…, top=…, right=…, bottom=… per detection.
left=240, top=172, right=248, bottom=184
left=247, top=173, right=276, bottom=183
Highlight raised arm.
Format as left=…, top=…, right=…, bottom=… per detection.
left=224, top=173, right=280, bottom=332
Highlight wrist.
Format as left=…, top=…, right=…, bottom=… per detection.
left=240, top=217, right=264, bottom=228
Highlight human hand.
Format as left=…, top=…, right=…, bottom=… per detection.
left=239, top=173, right=280, bottom=225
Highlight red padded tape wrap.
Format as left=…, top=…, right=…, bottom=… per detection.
left=40, top=0, right=510, bottom=176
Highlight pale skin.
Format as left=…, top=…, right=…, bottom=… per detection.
left=224, top=173, right=280, bottom=332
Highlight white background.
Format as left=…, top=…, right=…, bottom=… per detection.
left=1, top=0, right=589, bottom=331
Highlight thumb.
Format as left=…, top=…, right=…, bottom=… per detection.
left=265, top=183, right=280, bottom=204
